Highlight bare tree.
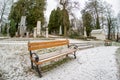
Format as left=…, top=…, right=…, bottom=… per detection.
left=104, top=3, right=115, bottom=40
left=59, top=0, right=80, bottom=36
left=84, top=0, right=105, bottom=29
left=59, top=0, right=68, bottom=36
left=116, top=12, right=120, bottom=41
left=0, top=0, right=13, bottom=32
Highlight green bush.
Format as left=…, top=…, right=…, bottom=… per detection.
left=2, top=24, right=7, bottom=35
left=87, top=36, right=96, bottom=39
left=69, top=32, right=79, bottom=39
left=9, top=19, right=16, bottom=37
left=79, top=36, right=87, bottom=40
left=68, top=31, right=87, bottom=40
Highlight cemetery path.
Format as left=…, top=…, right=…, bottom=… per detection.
left=0, top=40, right=119, bottom=80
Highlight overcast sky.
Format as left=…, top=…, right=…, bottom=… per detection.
left=105, top=0, right=120, bottom=14
left=45, top=0, right=120, bottom=22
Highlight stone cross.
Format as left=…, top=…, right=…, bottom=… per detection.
left=36, top=21, right=41, bottom=37
left=19, top=16, right=26, bottom=37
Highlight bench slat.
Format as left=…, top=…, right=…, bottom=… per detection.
left=35, top=49, right=76, bottom=65
left=28, top=40, right=69, bottom=46
left=28, top=40, right=69, bottom=50
left=28, top=39, right=77, bottom=77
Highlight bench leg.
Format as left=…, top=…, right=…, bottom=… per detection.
left=66, top=54, right=68, bottom=57
left=31, top=61, right=34, bottom=69
left=74, top=52, right=76, bottom=59
left=36, top=65, right=42, bottom=78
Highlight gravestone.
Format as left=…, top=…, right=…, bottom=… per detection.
left=33, top=27, right=37, bottom=38
left=19, top=16, right=26, bottom=37
left=46, top=28, right=48, bottom=38
left=59, top=26, right=62, bottom=35
left=36, top=21, right=41, bottom=37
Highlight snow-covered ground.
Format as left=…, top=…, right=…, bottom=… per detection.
left=0, top=40, right=119, bottom=80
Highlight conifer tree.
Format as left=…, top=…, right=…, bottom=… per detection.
left=9, top=0, right=46, bottom=32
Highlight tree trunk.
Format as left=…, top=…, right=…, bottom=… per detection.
left=63, top=5, right=67, bottom=37
left=96, top=14, right=100, bottom=29
left=116, top=32, right=119, bottom=42
left=107, top=18, right=111, bottom=40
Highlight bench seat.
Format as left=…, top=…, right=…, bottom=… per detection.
left=28, top=40, right=77, bottom=77
left=32, top=48, right=76, bottom=65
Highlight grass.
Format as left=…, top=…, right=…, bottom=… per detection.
left=112, top=42, right=120, bottom=46
left=41, top=57, right=72, bottom=72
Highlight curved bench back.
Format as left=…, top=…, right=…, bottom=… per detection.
left=28, top=40, right=69, bottom=51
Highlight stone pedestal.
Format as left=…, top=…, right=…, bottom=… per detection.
left=36, top=21, right=41, bottom=37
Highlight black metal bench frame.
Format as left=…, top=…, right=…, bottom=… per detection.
left=28, top=40, right=78, bottom=77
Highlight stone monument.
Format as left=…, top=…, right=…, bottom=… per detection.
left=36, top=21, right=41, bottom=37
left=19, top=16, right=27, bottom=37
left=59, top=26, right=62, bottom=35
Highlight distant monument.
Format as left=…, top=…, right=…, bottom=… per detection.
left=19, top=16, right=27, bottom=37
left=36, top=21, right=41, bottom=37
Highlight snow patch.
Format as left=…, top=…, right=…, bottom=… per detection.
left=0, top=42, right=119, bottom=80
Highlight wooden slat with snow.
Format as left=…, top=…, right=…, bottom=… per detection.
left=28, top=40, right=77, bottom=78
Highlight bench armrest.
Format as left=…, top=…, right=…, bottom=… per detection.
left=68, top=44, right=78, bottom=49
left=32, top=53, right=39, bottom=62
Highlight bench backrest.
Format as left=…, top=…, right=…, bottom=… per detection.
left=28, top=40, right=69, bottom=51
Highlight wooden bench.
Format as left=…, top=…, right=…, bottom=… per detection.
left=28, top=40, right=78, bottom=77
